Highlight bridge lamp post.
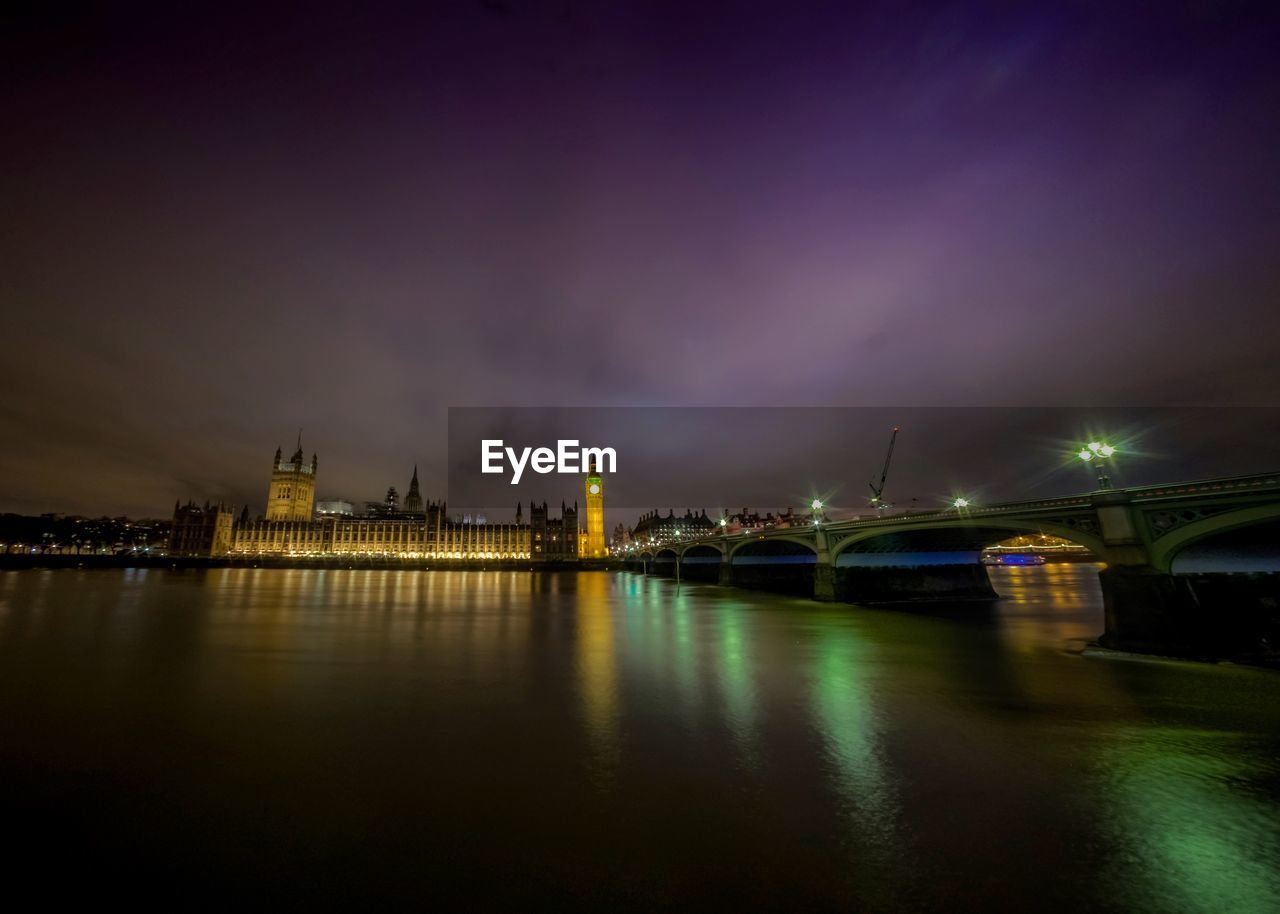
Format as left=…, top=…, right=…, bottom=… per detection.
left=1077, top=442, right=1117, bottom=490
left=810, top=498, right=824, bottom=525
left=952, top=497, right=970, bottom=511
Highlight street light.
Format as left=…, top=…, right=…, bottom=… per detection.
left=953, top=497, right=970, bottom=509
left=1077, top=441, right=1118, bottom=489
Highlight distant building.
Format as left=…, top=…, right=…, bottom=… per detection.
left=169, top=501, right=234, bottom=557
left=364, top=485, right=401, bottom=518
left=176, top=441, right=589, bottom=561
left=530, top=501, right=579, bottom=561
left=630, top=508, right=716, bottom=546
left=266, top=438, right=317, bottom=521
left=768, top=507, right=812, bottom=529
left=727, top=504, right=783, bottom=535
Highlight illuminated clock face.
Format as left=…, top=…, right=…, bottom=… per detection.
left=588, top=483, right=600, bottom=495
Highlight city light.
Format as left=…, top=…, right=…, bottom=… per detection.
left=1077, top=441, right=1118, bottom=489
left=953, top=497, right=970, bottom=509
left=810, top=498, right=823, bottom=511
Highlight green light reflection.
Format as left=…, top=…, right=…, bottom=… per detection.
left=714, top=604, right=760, bottom=772
left=1101, top=726, right=1280, bottom=914
left=809, top=622, right=900, bottom=873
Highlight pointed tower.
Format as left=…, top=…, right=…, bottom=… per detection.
left=265, top=434, right=317, bottom=521
left=585, top=457, right=604, bottom=558
left=404, top=465, right=424, bottom=514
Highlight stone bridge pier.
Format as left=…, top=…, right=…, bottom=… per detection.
left=629, top=473, right=1280, bottom=659
left=1090, top=491, right=1278, bottom=658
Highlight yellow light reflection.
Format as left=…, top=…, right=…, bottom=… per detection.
left=575, top=571, right=620, bottom=789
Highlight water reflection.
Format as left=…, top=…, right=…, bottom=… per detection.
left=575, top=572, right=619, bottom=788
left=991, top=563, right=1108, bottom=651
left=807, top=622, right=899, bottom=864
left=713, top=602, right=760, bottom=772
left=1, top=566, right=1279, bottom=912
left=1100, top=722, right=1280, bottom=914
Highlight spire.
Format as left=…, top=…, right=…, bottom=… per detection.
left=290, top=429, right=304, bottom=464
left=403, top=464, right=423, bottom=513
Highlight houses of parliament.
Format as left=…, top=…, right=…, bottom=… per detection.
left=169, top=439, right=607, bottom=561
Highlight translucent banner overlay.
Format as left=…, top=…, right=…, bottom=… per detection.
left=446, top=406, right=1280, bottom=527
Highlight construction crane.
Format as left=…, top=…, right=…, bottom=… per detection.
left=869, top=426, right=900, bottom=512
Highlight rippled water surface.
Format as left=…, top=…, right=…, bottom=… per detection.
left=1, top=565, right=1278, bottom=911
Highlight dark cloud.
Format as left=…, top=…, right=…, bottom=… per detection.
left=2, top=1, right=1279, bottom=519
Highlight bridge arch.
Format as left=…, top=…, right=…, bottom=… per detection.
left=831, top=519, right=1106, bottom=561
left=648, top=547, right=679, bottom=577
left=678, top=543, right=724, bottom=582
left=675, top=537, right=727, bottom=558
left=727, top=534, right=818, bottom=561
left=1150, top=502, right=1280, bottom=573
left=727, top=536, right=817, bottom=596
left=679, top=543, right=724, bottom=560
left=828, top=518, right=1106, bottom=604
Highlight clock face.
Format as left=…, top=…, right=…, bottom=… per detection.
left=588, top=483, right=600, bottom=495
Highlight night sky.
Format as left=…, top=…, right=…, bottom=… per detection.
left=4, top=1, right=1280, bottom=519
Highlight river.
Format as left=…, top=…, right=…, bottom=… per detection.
left=1, top=565, right=1277, bottom=911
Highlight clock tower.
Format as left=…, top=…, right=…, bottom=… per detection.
left=585, top=458, right=605, bottom=558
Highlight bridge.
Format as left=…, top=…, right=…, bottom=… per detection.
left=618, top=472, right=1280, bottom=659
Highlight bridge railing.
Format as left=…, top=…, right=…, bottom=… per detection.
left=1123, top=471, right=1280, bottom=501
left=662, top=470, right=1280, bottom=547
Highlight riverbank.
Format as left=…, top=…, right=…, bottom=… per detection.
left=0, top=554, right=615, bottom=572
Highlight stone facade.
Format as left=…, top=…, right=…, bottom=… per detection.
left=265, top=442, right=317, bottom=521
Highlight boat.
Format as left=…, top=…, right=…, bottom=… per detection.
left=981, top=552, right=1046, bottom=566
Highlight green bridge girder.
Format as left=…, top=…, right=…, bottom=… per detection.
left=625, top=472, right=1280, bottom=574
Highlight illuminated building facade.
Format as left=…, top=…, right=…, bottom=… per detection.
left=266, top=440, right=317, bottom=521
left=230, top=502, right=535, bottom=559
left=585, top=459, right=605, bottom=558
left=630, top=508, right=716, bottom=546
left=173, top=446, right=588, bottom=561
